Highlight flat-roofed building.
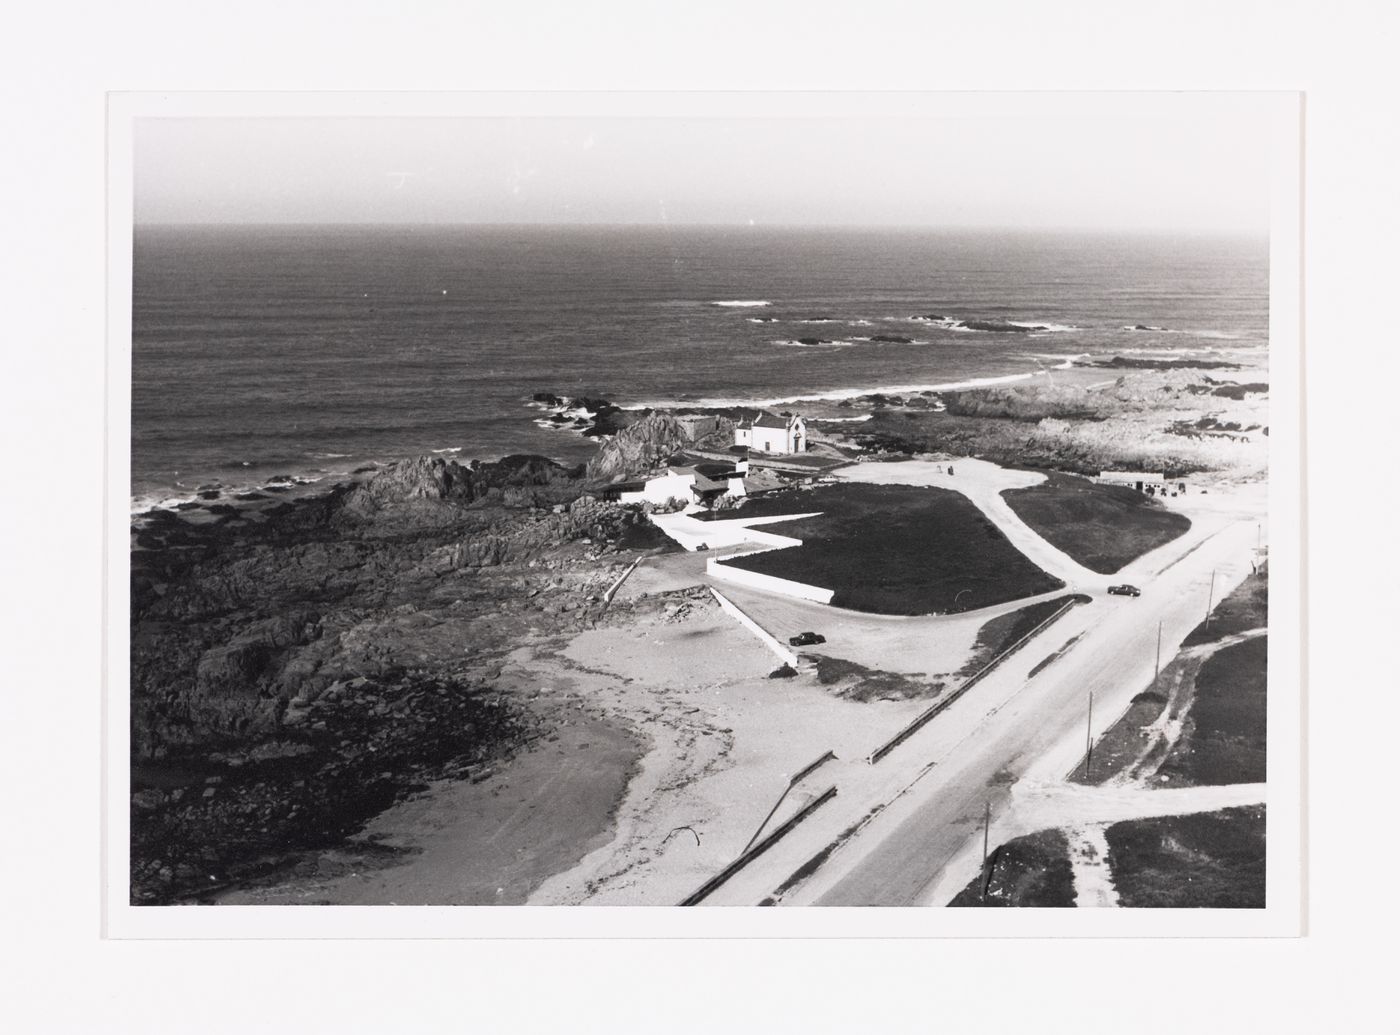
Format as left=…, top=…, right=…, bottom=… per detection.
left=1094, top=470, right=1187, bottom=495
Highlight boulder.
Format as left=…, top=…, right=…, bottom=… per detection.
left=585, top=413, right=693, bottom=482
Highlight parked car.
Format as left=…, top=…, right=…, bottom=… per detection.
left=1107, top=584, right=1141, bottom=597
left=789, top=631, right=826, bottom=646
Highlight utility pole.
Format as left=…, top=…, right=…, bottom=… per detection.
left=981, top=800, right=991, bottom=903
left=1205, top=568, right=1217, bottom=628
left=1154, top=621, right=1163, bottom=687
left=1083, top=691, right=1094, bottom=781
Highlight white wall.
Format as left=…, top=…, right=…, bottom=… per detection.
left=709, top=588, right=800, bottom=668
left=707, top=551, right=835, bottom=604
left=619, top=471, right=697, bottom=506
left=750, top=426, right=789, bottom=454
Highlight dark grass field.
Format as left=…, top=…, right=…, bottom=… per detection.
left=1159, top=635, right=1268, bottom=786
left=948, top=828, right=1076, bottom=907
left=1105, top=805, right=1266, bottom=907
left=715, top=483, right=1064, bottom=615
left=1001, top=472, right=1192, bottom=574
left=1072, top=563, right=1268, bottom=787
left=1068, top=688, right=1170, bottom=785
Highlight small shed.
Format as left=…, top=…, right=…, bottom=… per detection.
left=1094, top=470, right=1187, bottom=496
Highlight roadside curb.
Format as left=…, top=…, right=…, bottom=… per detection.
left=679, top=785, right=839, bottom=906
left=867, top=596, right=1085, bottom=764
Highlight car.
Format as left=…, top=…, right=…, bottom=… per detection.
left=1107, top=584, right=1141, bottom=597
left=788, top=631, right=826, bottom=646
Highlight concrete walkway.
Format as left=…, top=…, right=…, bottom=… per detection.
left=648, top=508, right=821, bottom=553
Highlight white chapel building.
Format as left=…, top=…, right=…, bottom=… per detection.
left=733, top=411, right=807, bottom=455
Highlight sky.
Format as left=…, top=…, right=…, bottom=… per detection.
left=133, top=111, right=1273, bottom=232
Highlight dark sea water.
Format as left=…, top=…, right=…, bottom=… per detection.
left=131, top=225, right=1268, bottom=509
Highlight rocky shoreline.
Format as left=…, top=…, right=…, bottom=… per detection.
left=129, top=452, right=671, bottom=903
left=130, top=361, right=1267, bottom=904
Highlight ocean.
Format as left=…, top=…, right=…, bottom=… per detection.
left=131, top=225, right=1268, bottom=509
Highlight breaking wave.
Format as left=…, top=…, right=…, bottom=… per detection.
left=904, top=315, right=1077, bottom=334
left=772, top=338, right=859, bottom=349
left=1027, top=352, right=1092, bottom=370
left=626, top=371, right=1039, bottom=411
left=1123, top=324, right=1243, bottom=340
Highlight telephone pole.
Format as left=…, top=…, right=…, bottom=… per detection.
left=981, top=800, right=992, bottom=902
left=1154, top=621, right=1163, bottom=687
left=1204, top=568, right=1217, bottom=628
left=1083, top=691, right=1094, bottom=781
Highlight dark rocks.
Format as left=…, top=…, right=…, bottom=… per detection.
left=1095, top=356, right=1242, bottom=371
left=128, top=447, right=657, bottom=904
left=349, top=456, right=478, bottom=505
left=961, top=320, right=1041, bottom=333
left=585, top=412, right=693, bottom=482
left=195, top=640, right=273, bottom=699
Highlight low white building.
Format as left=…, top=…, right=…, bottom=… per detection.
left=1094, top=470, right=1187, bottom=495
left=734, top=411, right=806, bottom=455
left=613, top=465, right=745, bottom=508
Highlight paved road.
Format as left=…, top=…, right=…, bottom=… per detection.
left=696, top=505, right=1259, bottom=906
left=804, top=517, right=1258, bottom=906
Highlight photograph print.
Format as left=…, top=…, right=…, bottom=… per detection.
left=115, top=93, right=1300, bottom=926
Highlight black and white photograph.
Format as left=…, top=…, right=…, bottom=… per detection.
left=112, top=92, right=1301, bottom=925
left=12, top=3, right=1400, bottom=1032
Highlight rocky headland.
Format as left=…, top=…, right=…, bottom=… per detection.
left=129, top=451, right=672, bottom=903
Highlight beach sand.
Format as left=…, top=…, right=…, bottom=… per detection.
left=216, top=708, right=641, bottom=906
left=526, top=596, right=936, bottom=905
left=214, top=588, right=937, bottom=907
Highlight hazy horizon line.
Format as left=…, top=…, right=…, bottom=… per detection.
left=133, top=221, right=1269, bottom=239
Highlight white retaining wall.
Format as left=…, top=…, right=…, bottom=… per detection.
left=709, top=589, right=800, bottom=667
left=707, top=553, right=835, bottom=605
